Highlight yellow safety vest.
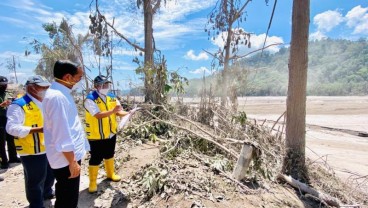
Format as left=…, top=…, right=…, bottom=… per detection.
left=12, top=95, right=45, bottom=155
left=85, top=91, right=118, bottom=140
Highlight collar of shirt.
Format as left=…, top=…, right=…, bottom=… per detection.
left=27, top=93, right=42, bottom=108
left=96, top=90, right=107, bottom=102
left=51, top=81, right=71, bottom=94
left=96, top=91, right=105, bottom=97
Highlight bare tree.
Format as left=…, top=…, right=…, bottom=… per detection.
left=282, top=0, right=310, bottom=182
left=205, top=0, right=252, bottom=110
left=59, top=20, right=91, bottom=89
left=92, top=0, right=168, bottom=103
left=27, top=19, right=90, bottom=87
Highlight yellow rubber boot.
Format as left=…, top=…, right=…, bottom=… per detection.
left=88, top=166, right=99, bottom=193
left=104, top=158, right=121, bottom=182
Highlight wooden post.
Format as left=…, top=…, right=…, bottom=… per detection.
left=232, top=144, right=254, bottom=181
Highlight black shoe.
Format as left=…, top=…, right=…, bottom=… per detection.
left=8, top=158, right=21, bottom=163
left=0, top=163, right=9, bottom=169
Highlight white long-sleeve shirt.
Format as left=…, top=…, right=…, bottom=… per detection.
left=42, top=81, right=90, bottom=169
left=6, top=93, right=44, bottom=156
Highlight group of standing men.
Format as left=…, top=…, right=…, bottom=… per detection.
left=0, top=60, right=129, bottom=208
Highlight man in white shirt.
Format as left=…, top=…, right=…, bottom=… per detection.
left=42, top=60, right=90, bottom=208
left=6, top=75, right=55, bottom=208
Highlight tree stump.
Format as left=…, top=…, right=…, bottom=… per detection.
left=232, top=144, right=254, bottom=181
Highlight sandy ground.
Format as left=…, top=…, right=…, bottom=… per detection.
left=240, top=96, right=368, bottom=182
left=0, top=96, right=367, bottom=207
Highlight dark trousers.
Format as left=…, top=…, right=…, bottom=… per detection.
left=0, top=116, right=18, bottom=165
left=52, top=161, right=81, bottom=208
left=88, top=135, right=116, bottom=166
left=20, top=154, right=55, bottom=208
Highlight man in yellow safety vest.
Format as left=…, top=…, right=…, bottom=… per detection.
left=84, top=75, right=129, bottom=193
left=6, top=75, right=55, bottom=208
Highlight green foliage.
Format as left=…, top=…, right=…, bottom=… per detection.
left=140, top=166, right=168, bottom=198
left=124, top=121, right=171, bottom=140
left=168, top=71, right=189, bottom=96
left=210, top=155, right=233, bottom=172
left=27, top=19, right=89, bottom=81
left=232, top=111, right=247, bottom=126
left=124, top=107, right=173, bottom=141
left=191, top=138, right=221, bottom=155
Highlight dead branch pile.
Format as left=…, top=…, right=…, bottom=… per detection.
left=120, top=150, right=241, bottom=206
left=306, top=159, right=368, bottom=206
left=114, top=98, right=367, bottom=207
left=112, top=100, right=286, bottom=206
left=123, top=101, right=285, bottom=183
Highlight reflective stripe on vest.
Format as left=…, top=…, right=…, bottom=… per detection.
left=85, top=91, right=117, bottom=140
left=12, top=94, right=45, bottom=155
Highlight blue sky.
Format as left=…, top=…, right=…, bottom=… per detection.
left=0, top=0, right=367, bottom=89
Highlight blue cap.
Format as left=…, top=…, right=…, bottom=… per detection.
left=94, top=75, right=111, bottom=85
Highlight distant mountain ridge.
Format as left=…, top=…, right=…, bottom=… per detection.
left=185, top=38, right=368, bottom=96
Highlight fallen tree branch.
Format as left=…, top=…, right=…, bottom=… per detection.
left=270, top=111, right=286, bottom=133
left=161, top=106, right=255, bottom=147
left=277, top=174, right=341, bottom=207
left=95, top=0, right=145, bottom=52
left=142, top=109, right=239, bottom=160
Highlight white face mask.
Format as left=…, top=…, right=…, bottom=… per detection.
left=72, top=81, right=82, bottom=91
left=99, top=88, right=109, bottom=95
left=36, top=90, right=47, bottom=99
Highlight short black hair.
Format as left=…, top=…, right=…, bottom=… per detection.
left=53, top=60, right=80, bottom=79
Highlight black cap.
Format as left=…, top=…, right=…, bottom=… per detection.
left=93, top=75, right=111, bottom=85
left=0, top=76, right=8, bottom=85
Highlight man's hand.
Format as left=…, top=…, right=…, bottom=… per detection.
left=112, top=105, right=122, bottom=113
left=0, top=100, right=11, bottom=107
left=68, top=161, right=81, bottom=179
left=30, top=127, right=43, bottom=134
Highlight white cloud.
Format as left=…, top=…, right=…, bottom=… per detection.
left=1, top=0, right=217, bottom=53
left=0, top=16, right=28, bottom=26
left=99, top=0, right=217, bottom=49
left=112, top=47, right=142, bottom=57
left=184, top=50, right=209, bottom=61
left=310, top=31, right=327, bottom=41
left=310, top=6, right=368, bottom=37
left=211, top=29, right=284, bottom=56
left=189, top=66, right=212, bottom=75
left=0, top=51, right=40, bottom=64
left=345, top=5, right=368, bottom=35
left=313, top=10, right=344, bottom=32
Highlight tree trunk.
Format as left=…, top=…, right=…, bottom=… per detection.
left=144, top=0, right=155, bottom=103
left=221, top=12, right=234, bottom=107
left=282, top=0, right=310, bottom=182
